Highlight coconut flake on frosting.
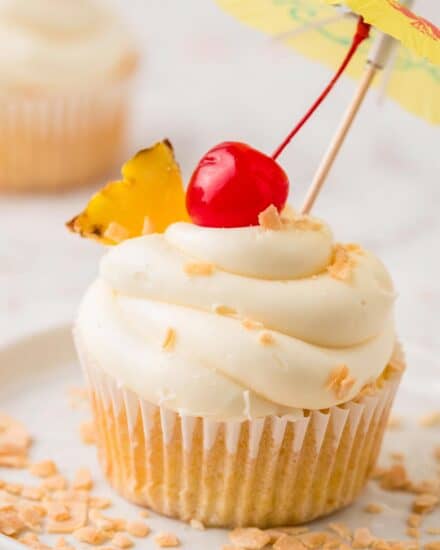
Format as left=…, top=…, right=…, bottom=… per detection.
left=76, top=214, right=396, bottom=419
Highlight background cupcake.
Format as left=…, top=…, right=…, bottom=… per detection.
left=0, top=0, right=138, bottom=192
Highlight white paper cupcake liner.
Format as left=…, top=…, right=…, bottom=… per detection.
left=80, top=355, right=402, bottom=528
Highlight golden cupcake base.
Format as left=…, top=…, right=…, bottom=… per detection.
left=84, top=360, right=402, bottom=528
left=0, top=83, right=133, bottom=192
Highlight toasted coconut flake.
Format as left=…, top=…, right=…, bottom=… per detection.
left=190, top=518, right=205, bottom=530
left=379, top=464, right=409, bottom=491
left=72, top=467, right=93, bottom=491
left=47, top=502, right=71, bottom=521
left=162, top=328, right=176, bottom=351
left=326, top=365, right=356, bottom=401
left=55, top=537, right=75, bottom=549
left=259, top=331, right=275, bottom=346
left=79, top=421, right=96, bottom=445
left=19, top=502, right=46, bottom=530
left=352, top=527, right=375, bottom=548
left=0, top=455, right=28, bottom=468
left=74, top=525, right=110, bottom=545
left=424, top=542, right=440, bottom=550
left=103, top=222, right=130, bottom=244
left=113, top=532, right=134, bottom=548
left=258, top=205, right=282, bottom=230
left=407, top=514, right=422, bottom=527
left=184, top=262, right=215, bottom=276
left=47, top=501, right=88, bottom=534
left=0, top=414, right=31, bottom=457
left=4, top=482, right=23, bottom=496
left=29, top=460, right=57, bottom=478
left=213, top=304, right=237, bottom=316
left=427, top=528, right=440, bottom=535
left=365, top=503, right=383, bottom=514
left=0, top=505, right=25, bottom=536
left=21, top=486, right=45, bottom=501
left=327, top=244, right=356, bottom=281
left=88, top=496, right=111, bottom=509
left=230, top=527, right=271, bottom=549
left=273, top=534, right=307, bottom=549
left=327, top=522, right=352, bottom=540
left=419, top=411, right=440, bottom=427
left=126, top=520, right=150, bottom=537
left=242, top=318, right=264, bottom=330
left=19, top=532, right=41, bottom=546
left=412, top=493, right=439, bottom=514
left=154, top=532, right=181, bottom=547
left=406, top=527, right=420, bottom=538
left=42, top=474, right=67, bottom=492
left=299, top=531, right=329, bottom=548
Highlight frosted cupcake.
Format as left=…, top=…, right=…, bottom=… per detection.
left=0, top=0, right=138, bottom=192
left=70, top=141, right=404, bottom=527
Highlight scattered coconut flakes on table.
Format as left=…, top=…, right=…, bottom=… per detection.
left=154, top=532, right=180, bottom=547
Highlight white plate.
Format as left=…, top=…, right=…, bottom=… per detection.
left=1, top=326, right=439, bottom=548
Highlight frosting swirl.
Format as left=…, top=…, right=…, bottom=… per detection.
left=77, top=216, right=396, bottom=419
left=0, top=0, right=137, bottom=91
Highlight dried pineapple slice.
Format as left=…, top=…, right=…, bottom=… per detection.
left=67, top=140, right=189, bottom=244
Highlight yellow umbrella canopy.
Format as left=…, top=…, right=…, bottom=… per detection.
left=217, top=0, right=440, bottom=124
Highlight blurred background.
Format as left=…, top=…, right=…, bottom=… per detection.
left=0, top=0, right=439, bottom=368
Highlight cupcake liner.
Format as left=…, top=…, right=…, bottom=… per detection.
left=0, top=78, right=134, bottom=191
left=81, top=353, right=402, bottom=528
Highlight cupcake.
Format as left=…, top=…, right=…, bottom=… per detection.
left=70, top=141, right=404, bottom=528
left=0, top=0, right=138, bottom=192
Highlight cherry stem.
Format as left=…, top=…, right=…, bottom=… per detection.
left=272, top=17, right=371, bottom=161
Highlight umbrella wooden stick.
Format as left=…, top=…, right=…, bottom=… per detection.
left=301, top=63, right=377, bottom=214
left=301, top=32, right=395, bottom=214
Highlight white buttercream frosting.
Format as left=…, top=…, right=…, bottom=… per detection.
left=76, top=217, right=396, bottom=420
left=0, top=0, right=137, bottom=91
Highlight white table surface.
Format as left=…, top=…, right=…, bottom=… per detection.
left=1, top=0, right=439, bottom=370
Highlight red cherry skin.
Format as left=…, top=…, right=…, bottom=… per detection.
left=186, top=142, right=289, bottom=228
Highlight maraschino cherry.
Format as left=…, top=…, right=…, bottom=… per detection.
left=186, top=142, right=289, bottom=228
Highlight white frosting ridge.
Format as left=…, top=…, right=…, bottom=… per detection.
left=0, top=0, right=137, bottom=91
left=76, top=218, right=396, bottom=419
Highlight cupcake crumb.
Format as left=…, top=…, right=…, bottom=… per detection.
left=154, top=532, right=181, bottom=547
left=41, top=474, right=67, bottom=492
left=258, top=205, right=282, bottom=230
left=406, top=527, right=420, bottom=539
left=46, top=501, right=88, bottom=534
left=184, top=262, right=215, bottom=276
left=273, top=534, right=307, bottom=549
